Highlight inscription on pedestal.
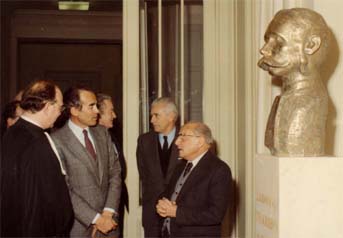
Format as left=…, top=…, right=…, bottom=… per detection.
left=255, top=156, right=279, bottom=238
left=256, top=155, right=343, bottom=238
left=256, top=192, right=277, bottom=238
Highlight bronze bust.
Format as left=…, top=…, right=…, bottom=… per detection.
left=258, top=8, right=331, bottom=156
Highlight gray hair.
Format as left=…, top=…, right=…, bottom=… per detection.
left=186, top=121, right=214, bottom=145
left=96, top=93, right=112, bottom=114
left=151, top=97, right=178, bottom=118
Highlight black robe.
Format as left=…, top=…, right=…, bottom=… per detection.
left=1, top=118, right=74, bottom=237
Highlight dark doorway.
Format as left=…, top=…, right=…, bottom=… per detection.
left=18, top=40, right=123, bottom=130
left=18, top=40, right=123, bottom=141
left=1, top=2, right=123, bottom=140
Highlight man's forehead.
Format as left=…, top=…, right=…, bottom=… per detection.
left=104, top=99, right=114, bottom=107
left=180, top=125, right=195, bottom=133
left=80, top=90, right=96, bottom=103
left=151, top=104, right=167, bottom=114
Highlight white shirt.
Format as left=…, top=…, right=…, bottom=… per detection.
left=67, top=120, right=96, bottom=152
left=186, top=150, right=208, bottom=173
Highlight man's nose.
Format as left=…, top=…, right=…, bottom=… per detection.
left=260, top=42, right=273, bottom=57
left=175, top=137, right=181, bottom=146
left=150, top=116, right=155, bottom=123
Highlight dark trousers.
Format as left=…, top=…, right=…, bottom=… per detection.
left=118, top=200, right=126, bottom=238
left=144, top=225, right=161, bottom=238
left=161, top=226, right=170, bottom=238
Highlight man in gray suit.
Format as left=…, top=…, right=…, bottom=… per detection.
left=137, top=97, right=180, bottom=237
left=52, top=86, right=121, bottom=237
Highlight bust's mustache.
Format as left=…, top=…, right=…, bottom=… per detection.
left=258, top=57, right=289, bottom=71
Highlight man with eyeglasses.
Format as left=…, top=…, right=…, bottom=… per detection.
left=1, top=79, right=74, bottom=237
left=51, top=86, right=122, bottom=238
left=136, top=97, right=181, bottom=237
left=156, top=122, right=232, bottom=238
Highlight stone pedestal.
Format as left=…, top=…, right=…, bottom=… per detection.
left=255, top=155, right=343, bottom=238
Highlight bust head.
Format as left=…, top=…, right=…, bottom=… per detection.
left=258, top=8, right=331, bottom=78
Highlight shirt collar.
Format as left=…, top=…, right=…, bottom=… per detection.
left=159, top=127, right=176, bottom=145
left=68, top=119, right=89, bottom=136
left=188, top=150, right=208, bottom=169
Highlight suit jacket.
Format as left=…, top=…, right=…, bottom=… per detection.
left=1, top=118, right=74, bottom=237
left=108, top=129, right=128, bottom=238
left=52, top=124, right=121, bottom=237
left=136, top=130, right=180, bottom=230
left=108, top=130, right=129, bottom=212
left=161, top=151, right=232, bottom=237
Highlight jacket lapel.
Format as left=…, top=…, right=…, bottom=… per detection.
left=166, top=132, right=180, bottom=182
left=166, top=128, right=180, bottom=182
left=151, top=133, right=164, bottom=179
left=61, top=125, right=100, bottom=182
left=176, top=152, right=211, bottom=201
left=89, top=127, right=104, bottom=184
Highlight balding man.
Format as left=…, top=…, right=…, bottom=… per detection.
left=1, top=80, right=74, bottom=237
left=156, top=122, right=232, bottom=238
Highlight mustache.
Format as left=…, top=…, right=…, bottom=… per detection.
left=258, top=57, right=289, bottom=70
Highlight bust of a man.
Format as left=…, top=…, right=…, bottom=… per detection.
left=258, top=8, right=331, bottom=156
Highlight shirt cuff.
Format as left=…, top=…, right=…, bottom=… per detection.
left=92, top=213, right=101, bottom=224
left=104, top=207, right=116, bottom=214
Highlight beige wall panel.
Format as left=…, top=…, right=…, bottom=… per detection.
left=312, top=0, right=343, bottom=156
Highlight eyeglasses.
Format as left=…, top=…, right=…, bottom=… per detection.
left=177, top=133, right=201, bottom=139
left=50, top=100, right=66, bottom=112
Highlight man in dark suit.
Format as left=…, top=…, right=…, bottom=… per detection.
left=1, top=80, right=74, bottom=237
left=1, top=100, right=23, bottom=134
left=97, top=93, right=129, bottom=238
left=156, top=122, right=232, bottom=238
left=51, top=86, right=122, bottom=237
left=137, top=97, right=180, bottom=237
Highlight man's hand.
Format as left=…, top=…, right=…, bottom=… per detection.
left=156, top=197, right=177, bottom=218
left=102, top=210, right=118, bottom=229
left=95, top=214, right=117, bottom=234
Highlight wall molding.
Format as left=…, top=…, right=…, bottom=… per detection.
left=122, top=1, right=141, bottom=238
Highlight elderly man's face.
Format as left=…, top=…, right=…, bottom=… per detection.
left=150, top=103, right=176, bottom=135
left=99, top=99, right=117, bottom=129
left=258, top=19, right=305, bottom=77
left=175, top=124, right=202, bottom=161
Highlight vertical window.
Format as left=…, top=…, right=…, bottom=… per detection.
left=139, top=0, right=203, bottom=133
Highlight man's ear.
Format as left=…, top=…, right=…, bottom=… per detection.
left=42, top=102, right=51, bottom=115
left=198, top=136, right=206, bottom=148
left=70, top=107, right=79, bottom=117
left=304, top=35, right=321, bottom=55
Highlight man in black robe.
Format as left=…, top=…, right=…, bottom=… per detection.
left=1, top=80, right=74, bottom=237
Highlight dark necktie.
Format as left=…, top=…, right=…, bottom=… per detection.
left=183, top=162, right=193, bottom=177
left=161, top=136, right=169, bottom=176
left=162, top=136, right=169, bottom=153
left=83, top=129, right=96, bottom=160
